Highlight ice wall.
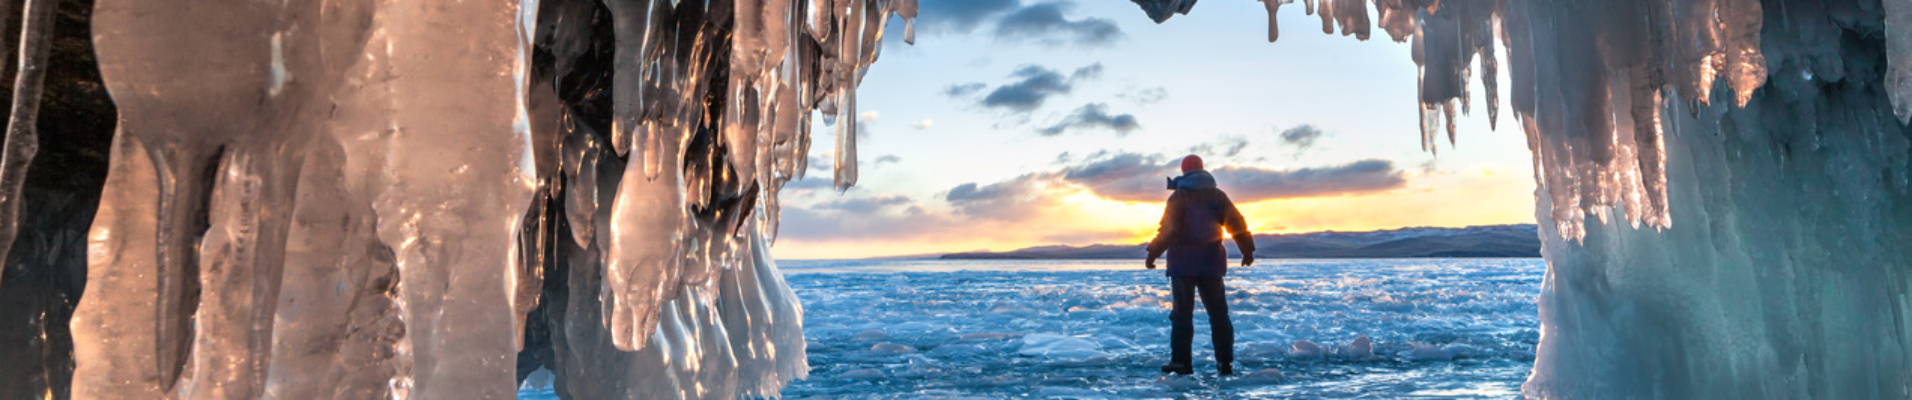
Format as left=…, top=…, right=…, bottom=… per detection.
left=56, top=0, right=910, bottom=399
left=1137, top=0, right=1912, bottom=397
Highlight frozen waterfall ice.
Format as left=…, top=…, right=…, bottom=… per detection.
left=1134, top=0, right=1911, bottom=398
left=52, top=0, right=910, bottom=398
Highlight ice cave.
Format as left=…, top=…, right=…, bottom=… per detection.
left=0, top=0, right=1905, bottom=398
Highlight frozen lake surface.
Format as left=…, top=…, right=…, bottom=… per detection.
left=526, top=258, right=1544, bottom=399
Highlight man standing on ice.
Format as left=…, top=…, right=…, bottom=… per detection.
left=1146, top=154, right=1255, bottom=375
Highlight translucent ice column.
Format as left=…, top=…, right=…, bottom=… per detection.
left=64, top=0, right=910, bottom=398
left=75, top=0, right=541, bottom=398
left=519, top=1, right=907, bottom=397
left=1163, top=0, right=1912, bottom=398
left=1214, top=0, right=1771, bottom=239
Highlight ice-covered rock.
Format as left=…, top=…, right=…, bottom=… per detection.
left=1287, top=339, right=1327, bottom=358
left=837, top=368, right=886, bottom=380
left=870, top=343, right=917, bottom=354
left=1018, top=334, right=1108, bottom=360
left=853, top=329, right=891, bottom=341
left=1153, top=374, right=1204, bottom=391
left=1405, top=342, right=1454, bottom=361
left=1345, top=335, right=1373, bottom=358
left=1231, top=368, right=1288, bottom=385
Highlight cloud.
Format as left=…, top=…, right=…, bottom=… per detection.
left=1120, top=87, right=1168, bottom=104
left=944, top=175, right=1057, bottom=221
left=972, top=63, right=1106, bottom=114
left=1054, top=153, right=1174, bottom=202
left=777, top=196, right=944, bottom=241
left=1037, top=103, right=1141, bottom=136
left=874, top=155, right=902, bottom=165
left=1070, top=63, right=1105, bottom=80
left=805, top=155, right=831, bottom=175
left=981, top=65, right=1074, bottom=112
left=911, top=119, right=934, bottom=129
left=814, top=194, right=912, bottom=213
left=1187, top=135, right=1251, bottom=158
left=945, top=83, right=987, bottom=97
left=915, top=0, right=1022, bottom=35
left=860, top=111, right=881, bottom=121
left=1279, top=125, right=1326, bottom=151
left=850, top=120, right=875, bottom=143
left=780, top=173, right=855, bottom=200
left=1212, top=160, right=1408, bottom=202
left=993, top=2, right=1125, bottom=47
left=1025, top=152, right=1408, bottom=203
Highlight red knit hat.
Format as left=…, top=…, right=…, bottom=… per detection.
left=1180, top=155, right=1204, bottom=173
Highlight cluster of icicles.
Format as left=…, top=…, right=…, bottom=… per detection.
left=1147, top=0, right=1774, bottom=239
left=51, top=0, right=914, bottom=398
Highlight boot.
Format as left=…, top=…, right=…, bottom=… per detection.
left=1160, top=362, right=1192, bottom=375
left=1217, top=362, right=1233, bottom=375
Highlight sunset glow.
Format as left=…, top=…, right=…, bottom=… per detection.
left=766, top=0, right=1538, bottom=260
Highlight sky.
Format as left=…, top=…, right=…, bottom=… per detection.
left=769, top=0, right=1537, bottom=259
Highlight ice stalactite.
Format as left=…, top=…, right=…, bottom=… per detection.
left=0, top=0, right=56, bottom=284
left=1213, top=0, right=1774, bottom=241
left=50, top=0, right=908, bottom=398
left=1888, top=0, right=1912, bottom=123
left=1144, top=0, right=1912, bottom=397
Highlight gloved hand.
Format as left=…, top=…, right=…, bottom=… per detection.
left=1145, top=257, right=1158, bottom=269
left=1240, top=252, right=1255, bottom=267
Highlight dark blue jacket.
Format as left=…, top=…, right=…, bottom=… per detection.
left=1147, top=170, right=1254, bottom=277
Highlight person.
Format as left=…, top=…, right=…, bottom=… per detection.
left=1145, top=154, right=1255, bottom=375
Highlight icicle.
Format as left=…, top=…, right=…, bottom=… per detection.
left=1263, top=0, right=1285, bottom=43
left=1718, top=0, right=1764, bottom=108
left=72, top=135, right=168, bottom=399
left=1244, top=0, right=1714, bottom=239
left=563, top=127, right=601, bottom=247
left=65, top=0, right=911, bottom=398
left=896, top=0, right=918, bottom=45
left=181, top=151, right=281, bottom=400
left=833, top=89, right=858, bottom=191
left=0, top=0, right=58, bottom=285
left=1318, top=0, right=1335, bottom=34
left=1444, top=98, right=1458, bottom=146
left=607, top=0, right=659, bottom=158
left=1885, top=0, right=1912, bottom=123
left=1483, top=33, right=1500, bottom=130
left=604, top=121, right=689, bottom=352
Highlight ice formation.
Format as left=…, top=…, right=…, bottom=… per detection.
left=0, top=0, right=57, bottom=283
left=1195, top=0, right=1759, bottom=239
left=51, top=0, right=910, bottom=398
left=1135, top=0, right=1912, bottom=397
left=0, top=0, right=1904, bottom=398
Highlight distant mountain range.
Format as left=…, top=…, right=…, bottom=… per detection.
left=939, top=224, right=1541, bottom=259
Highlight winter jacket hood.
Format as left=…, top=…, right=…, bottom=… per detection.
left=1173, top=170, right=1217, bottom=190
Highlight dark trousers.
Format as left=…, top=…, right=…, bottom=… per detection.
left=1170, top=276, right=1233, bottom=365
